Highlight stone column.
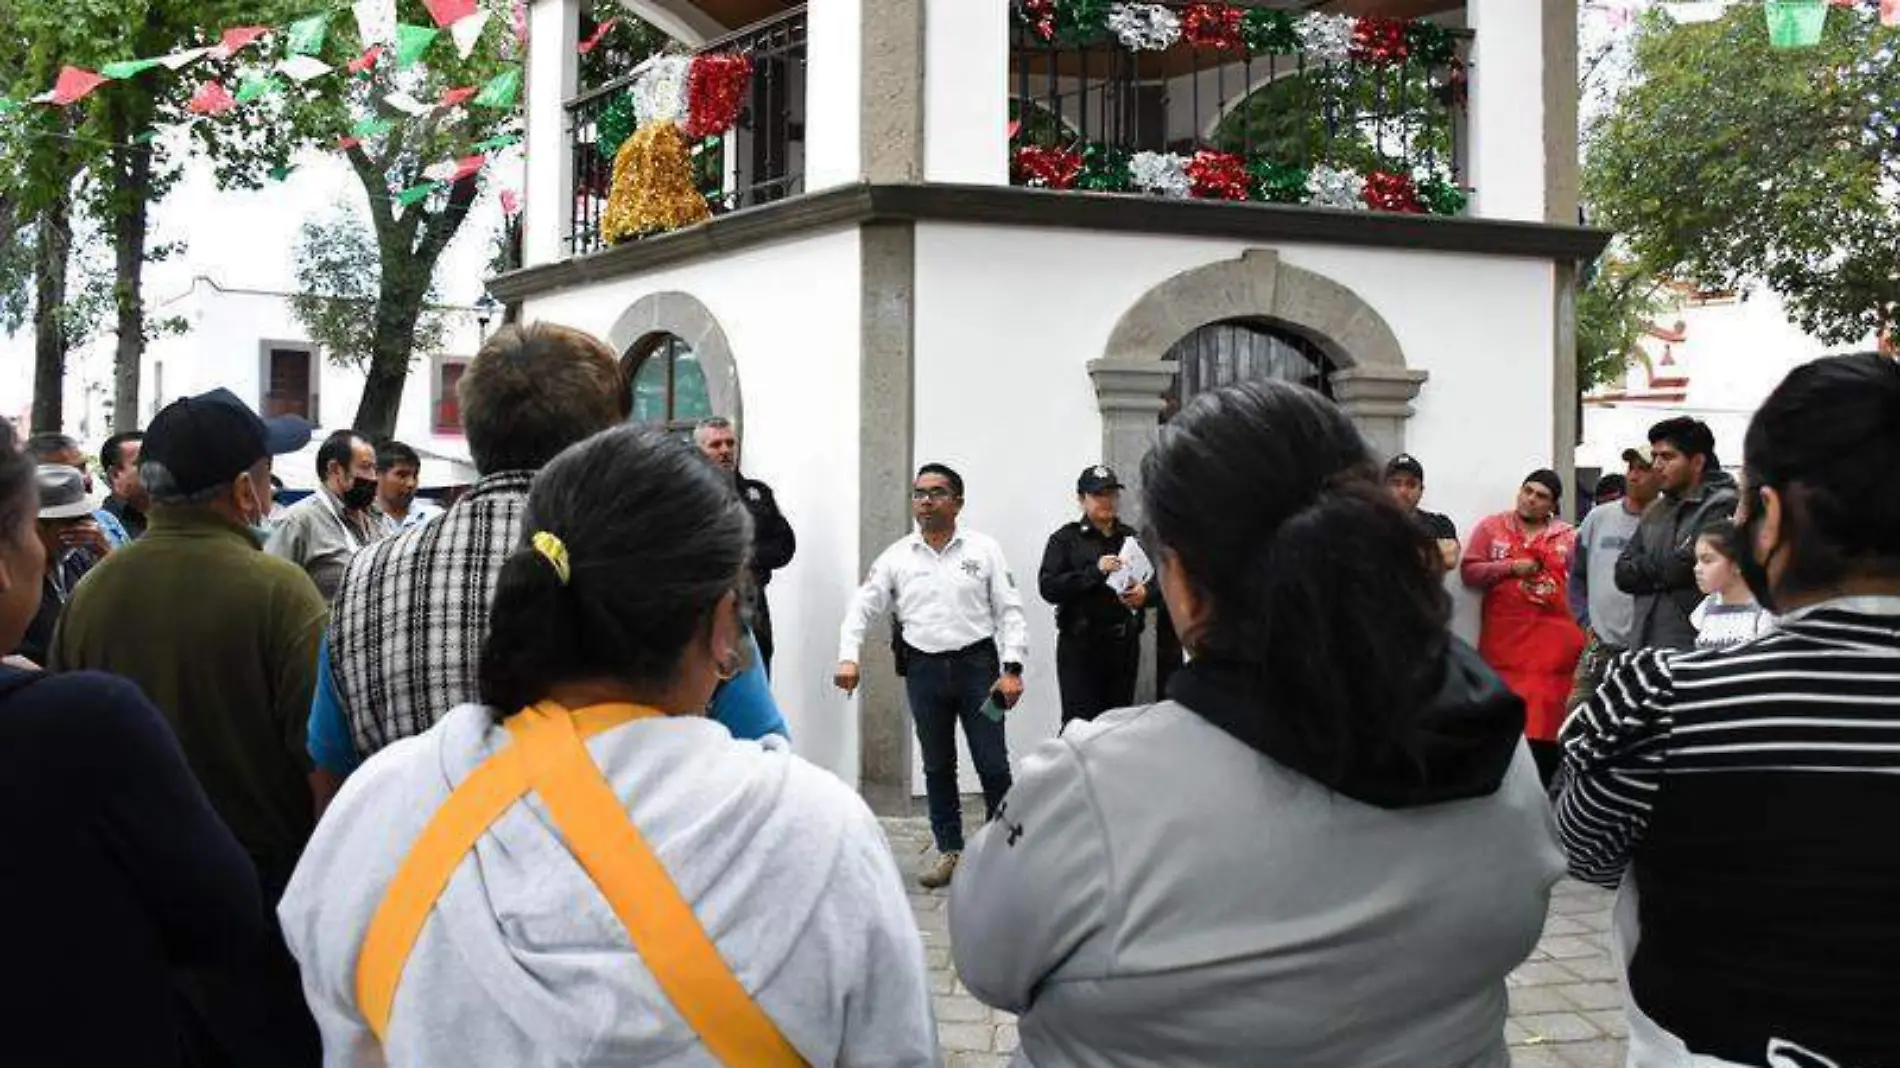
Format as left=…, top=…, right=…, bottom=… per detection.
left=1089, top=357, right=1177, bottom=704
left=523, top=0, right=580, bottom=267
left=1330, top=366, right=1430, bottom=460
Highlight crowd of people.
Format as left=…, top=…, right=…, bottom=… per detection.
left=0, top=319, right=1894, bottom=1067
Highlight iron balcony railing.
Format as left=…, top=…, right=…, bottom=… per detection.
left=1010, top=1, right=1470, bottom=210
left=566, top=7, right=807, bottom=255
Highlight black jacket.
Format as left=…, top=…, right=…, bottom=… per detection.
left=737, top=473, right=795, bottom=586
left=1039, top=519, right=1147, bottom=636
left=1614, top=470, right=1739, bottom=650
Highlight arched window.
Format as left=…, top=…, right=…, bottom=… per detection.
left=626, top=333, right=713, bottom=435
left=1165, top=319, right=1335, bottom=406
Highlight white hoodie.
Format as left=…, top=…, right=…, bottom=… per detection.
left=280, top=705, right=940, bottom=1067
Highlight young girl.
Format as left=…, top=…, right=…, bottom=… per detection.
left=1691, top=520, right=1774, bottom=649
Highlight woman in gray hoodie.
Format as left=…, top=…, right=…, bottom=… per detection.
left=951, top=381, right=1564, bottom=1067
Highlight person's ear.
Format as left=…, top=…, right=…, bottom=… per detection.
left=1757, top=486, right=1785, bottom=558
left=709, top=589, right=745, bottom=676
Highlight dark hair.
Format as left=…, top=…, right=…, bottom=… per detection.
left=478, top=425, right=753, bottom=714
left=1697, top=519, right=1743, bottom=563
left=377, top=440, right=421, bottom=473
left=1743, top=353, right=1900, bottom=593
left=1141, top=381, right=1451, bottom=778
left=316, top=431, right=364, bottom=480
left=101, top=431, right=144, bottom=474
left=22, top=432, right=79, bottom=463
left=1595, top=473, right=1628, bottom=498
left=0, top=419, right=38, bottom=545
left=459, top=322, right=629, bottom=476
left=1650, top=416, right=1721, bottom=470
left=916, top=463, right=964, bottom=499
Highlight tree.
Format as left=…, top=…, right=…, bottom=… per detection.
left=292, top=205, right=451, bottom=380
left=1584, top=2, right=1899, bottom=345
left=1576, top=254, right=1669, bottom=392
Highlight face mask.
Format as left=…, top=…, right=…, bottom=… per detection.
left=342, top=476, right=378, bottom=511
left=1736, top=485, right=1780, bottom=613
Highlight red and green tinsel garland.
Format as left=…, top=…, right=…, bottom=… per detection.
left=1016, top=0, right=1461, bottom=68
left=683, top=53, right=754, bottom=139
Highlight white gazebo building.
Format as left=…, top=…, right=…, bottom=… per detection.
left=496, top=0, right=1605, bottom=809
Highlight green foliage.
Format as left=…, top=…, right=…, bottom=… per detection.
left=1585, top=2, right=1899, bottom=345
left=1211, top=66, right=1457, bottom=177
left=292, top=205, right=448, bottom=372
left=1577, top=256, right=1669, bottom=392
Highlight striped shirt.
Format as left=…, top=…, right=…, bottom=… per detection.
left=1555, top=596, right=1900, bottom=1065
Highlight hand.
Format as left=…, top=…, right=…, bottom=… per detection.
left=1121, top=583, right=1149, bottom=609
left=2, top=655, right=39, bottom=671
left=62, top=520, right=109, bottom=557
left=1510, top=558, right=1541, bottom=577
left=1098, top=555, right=1123, bottom=575
left=834, top=661, right=861, bottom=695
left=993, top=673, right=1025, bottom=710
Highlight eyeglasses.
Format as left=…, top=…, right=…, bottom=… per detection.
left=911, top=487, right=956, bottom=501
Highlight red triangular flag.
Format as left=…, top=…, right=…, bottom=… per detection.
left=578, top=17, right=617, bottom=54
left=1883, top=0, right=1900, bottom=27
left=500, top=189, right=521, bottom=216
left=217, top=26, right=270, bottom=57
left=348, top=45, right=385, bottom=75
left=1007, top=120, right=1022, bottom=140
left=449, top=154, right=486, bottom=182
left=187, top=80, right=236, bottom=116
left=338, top=135, right=363, bottom=150
left=423, top=0, right=479, bottom=29
left=48, top=66, right=108, bottom=106
left=438, top=86, right=477, bottom=108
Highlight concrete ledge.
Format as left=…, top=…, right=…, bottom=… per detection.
left=490, top=183, right=1612, bottom=302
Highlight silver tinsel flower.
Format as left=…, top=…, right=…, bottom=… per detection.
left=1108, top=3, right=1182, bottom=51
left=631, top=56, right=691, bottom=127
left=1129, top=151, right=1191, bottom=197
left=1305, top=165, right=1366, bottom=210
left=1298, top=13, right=1356, bottom=64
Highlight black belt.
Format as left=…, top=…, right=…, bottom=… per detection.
left=902, top=637, right=997, bottom=661
left=1061, top=616, right=1142, bottom=641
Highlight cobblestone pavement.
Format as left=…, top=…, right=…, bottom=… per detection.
left=882, top=817, right=1629, bottom=1068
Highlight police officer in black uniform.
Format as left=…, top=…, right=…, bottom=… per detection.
left=1038, top=465, right=1153, bottom=725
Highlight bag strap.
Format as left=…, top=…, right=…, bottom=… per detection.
left=355, top=703, right=806, bottom=1067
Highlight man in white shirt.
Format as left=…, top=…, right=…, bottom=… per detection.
left=836, top=463, right=1028, bottom=889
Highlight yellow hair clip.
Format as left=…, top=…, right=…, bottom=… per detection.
left=531, top=530, right=571, bottom=586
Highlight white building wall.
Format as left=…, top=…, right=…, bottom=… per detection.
left=520, top=230, right=865, bottom=784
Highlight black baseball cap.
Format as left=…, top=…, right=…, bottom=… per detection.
left=1385, top=453, right=1425, bottom=480
left=1077, top=465, right=1123, bottom=495
left=143, top=388, right=313, bottom=497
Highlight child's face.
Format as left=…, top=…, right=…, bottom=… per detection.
left=1694, top=537, right=1736, bottom=595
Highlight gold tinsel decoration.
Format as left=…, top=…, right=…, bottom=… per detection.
left=602, top=121, right=711, bottom=244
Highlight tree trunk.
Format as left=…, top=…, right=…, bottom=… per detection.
left=352, top=294, right=426, bottom=440
left=110, top=105, right=153, bottom=433
left=30, top=196, right=73, bottom=434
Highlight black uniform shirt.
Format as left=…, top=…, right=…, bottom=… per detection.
left=1414, top=509, right=1458, bottom=542
left=1039, top=519, right=1144, bottom=634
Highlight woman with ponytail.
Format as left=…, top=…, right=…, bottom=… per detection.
left=951, top=381, right=1562, bottom=1067
left=280, top=425, right=937, bottom=1066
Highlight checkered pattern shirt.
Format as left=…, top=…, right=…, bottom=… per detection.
left=331, top=471, right=534, bottom=758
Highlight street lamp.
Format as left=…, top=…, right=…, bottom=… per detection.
left=474, top=292, right=499, bottom=338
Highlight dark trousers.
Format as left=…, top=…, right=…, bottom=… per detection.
left=1056, top=629, right=1140, bottom=726
left=904, top=642, right=1012, bottom=854
left=752, top=589, right=775, bottom=675
left=175, top=859, right=320, bottom=1068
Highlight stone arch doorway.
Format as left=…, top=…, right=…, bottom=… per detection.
left=606, top=291, right=743, bottom=437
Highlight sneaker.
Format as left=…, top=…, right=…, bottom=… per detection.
left=918, top=851, right=960, bottom=890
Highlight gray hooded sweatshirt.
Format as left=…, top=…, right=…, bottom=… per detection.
left=280, top=705, right=940, bottom=1067
left=950, top=641, right=1564, bottom=1068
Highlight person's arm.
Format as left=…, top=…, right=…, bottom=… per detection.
left=306, top=633, right=360, bottom=782
left=1569, top=514, right=1593, bottom=629
left=271, top=577, right=328, bottom=810
left=1614, top=513, right=1664, bottom=594
left=1554, top=648, right=1676, bottom=888
left=1459, top=517, right=1515, bottom=590
left=263, top=508, right=306, bottom=563
left=750, top=486, right=796, bottom=574
left=1038, top=529, right=1105, bottom=605
left=837, top=549, right=896, bottom=665
left=987, top=540, right=1030, bottom=668
left=89, top=678, right=264, bottom=967
left=709, top=631, right=790, bottom=742
left=951, top=735, right=1109, bottom=1013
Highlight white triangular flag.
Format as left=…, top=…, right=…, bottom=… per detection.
left=159, top=47, right=211, bottom=71
left=422, top=159, right=459, bottom=182
left=450, top=10, right=491, bottom=60
left=277, top=55, right=334, bottom=83
left=384, top=91, right=433, bottom=117
left=353, top=0, right=397, bottom=45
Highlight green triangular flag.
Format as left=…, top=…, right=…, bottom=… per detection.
left=0, top=97, right=20, bottom=114
left=471, top=133, right=520, bottom=153
left=393, top=24, right=438, bottom=68
left=350, top=115, right=395, bottom=138
left=101, top=57, right=167, bottom=80
left=394, top=181, right=440, bottom=207
left=471, top=67, right=520, bottom=109
left=236, top=74, right=284, bottom=104
left=268, top=163, right=297, bottom=181
left=286, top=12, right=331, bottom=56
left=133, top=129, right=160, bottom=144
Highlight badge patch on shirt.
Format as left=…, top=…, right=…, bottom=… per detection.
left=960, top=560, right=983, bottom=578
left=746, top=488, right=761, bottom=501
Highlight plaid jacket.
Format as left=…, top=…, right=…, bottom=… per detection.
left=331, top=471, right=533, bottom=758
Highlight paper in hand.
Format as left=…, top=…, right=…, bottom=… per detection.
left=1106, top=537, right=1154, bottom=596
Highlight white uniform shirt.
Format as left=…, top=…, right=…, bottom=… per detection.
left=838, top=527, right=1029, bottom=665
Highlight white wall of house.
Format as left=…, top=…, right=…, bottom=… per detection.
left=520, top=229, right=866, bottom=783
left=913, top=222, right=1557, bottom=784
